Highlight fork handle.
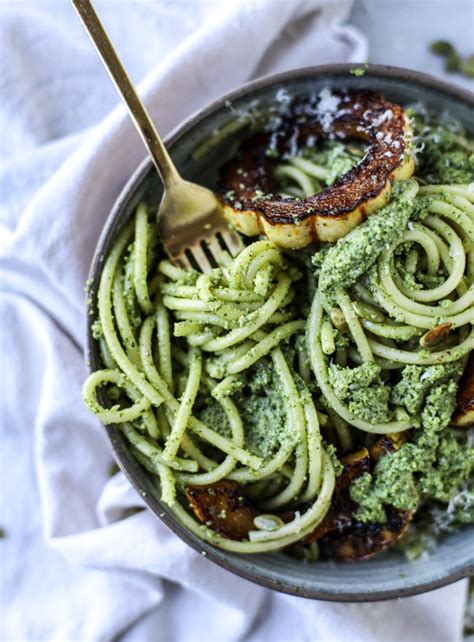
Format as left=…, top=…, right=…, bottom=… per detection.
left=72, top=0, right=181, bottom=187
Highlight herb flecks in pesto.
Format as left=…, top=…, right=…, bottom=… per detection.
left=316, top=180, right=418, bottom=304
left=410, top=111, right=474, bottom=183
left=350, top=374, right=472, bottom=523
left=329, top=362, right=391, bottom=423
left=391, top=362, right=463, bottom=415
left=198, top=359, right=291, bottom=459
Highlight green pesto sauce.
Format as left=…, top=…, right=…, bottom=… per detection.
left=197, top=398, right=233, bottom=439
left=391, top=362, right=463, bottom=415
left=392, top=240, right=447, bottom=293
left=323, top=143, right=361, bottom=185
left=303, top=142, right=362, bottom=186
left=122, top=243, right=143, bottom=331
left=91, top=319, right=104, bottom=340
left=410, top=113, right=474, bottom=183
left=197, top=359, right=291, bottom=459
left=329, top=361, right=392, bottom=423
left=324, top=442, right=344, bottom=476
left=350, top=370, right=474, bottom=523
left=315, top=180, right=418, bottom=304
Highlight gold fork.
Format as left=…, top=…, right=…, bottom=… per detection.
left=72, top=0, right=243, bottom=272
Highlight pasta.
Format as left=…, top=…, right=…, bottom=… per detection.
left=84, top=97, right=474, bottom=561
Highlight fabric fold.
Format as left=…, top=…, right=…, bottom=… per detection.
left=0, top=1, right=467, bottom=641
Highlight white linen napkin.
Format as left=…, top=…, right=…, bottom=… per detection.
left=0, top=1, right=468, bottom=640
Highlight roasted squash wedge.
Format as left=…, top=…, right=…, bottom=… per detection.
left=220, top=90, right=415, bottom=248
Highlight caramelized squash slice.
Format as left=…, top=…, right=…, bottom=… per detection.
left=314, top=437, right=412, bottom=561
left=302, top=448, right=371, bottom=543
left=186, top=436, right=413, bottom=558
left=370, top=432, right=407, bottom=463
left=451, top=353, right=474, bottom=427
left=220, top=90, right=415, bottom=248
left=319, top=507, right=412, bottom=561
left=186, top=480, right=258, bottom=541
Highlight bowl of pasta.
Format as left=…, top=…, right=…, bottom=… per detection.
left=84, top=64, right=474, bottom=601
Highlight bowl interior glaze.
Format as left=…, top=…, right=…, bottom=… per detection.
left=87, top=65, right=474, bottom=601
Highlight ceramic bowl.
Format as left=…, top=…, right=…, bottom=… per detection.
left=87, top=64, right=474, bottom=601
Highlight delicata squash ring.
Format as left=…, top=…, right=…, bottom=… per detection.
left=220, top=90, right=415, bottom=248
left=186, top=436, right=413, bottom=561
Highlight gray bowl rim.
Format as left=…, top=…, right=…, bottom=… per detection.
left=86, top=63, right=474, bottom=602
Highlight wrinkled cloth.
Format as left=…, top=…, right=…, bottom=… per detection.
left=0, top=1, right=468, bottom=641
